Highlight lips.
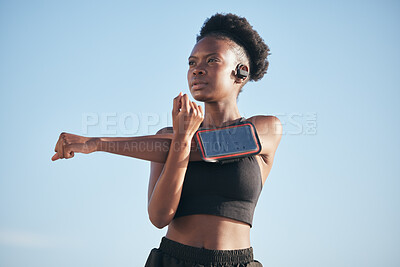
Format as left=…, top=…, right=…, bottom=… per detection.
left=191, top=80, right=208, bottom=90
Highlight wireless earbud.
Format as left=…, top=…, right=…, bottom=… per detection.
left=236, top=64, right=249, bottom=79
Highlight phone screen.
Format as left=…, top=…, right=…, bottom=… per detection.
left=196, top=123, right=261, bottom=161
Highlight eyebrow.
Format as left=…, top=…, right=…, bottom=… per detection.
left=188, top=53, right=221, bottom=60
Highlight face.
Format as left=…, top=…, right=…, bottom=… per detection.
left=187, top=36, right=240, bottom=102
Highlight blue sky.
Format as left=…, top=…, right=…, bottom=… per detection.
left=0, top=0, right=399, bottom=266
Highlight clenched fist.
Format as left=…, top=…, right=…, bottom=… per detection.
left=172, top=92, right=204, bottom=140
left=52, top=132, right=100, bottom=161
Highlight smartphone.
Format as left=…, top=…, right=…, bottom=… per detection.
left=194, top=121, right=262, bottom=162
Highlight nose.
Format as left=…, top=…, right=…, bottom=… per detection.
left=192, top=66, right=206, bottom=76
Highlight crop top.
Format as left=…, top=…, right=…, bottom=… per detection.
left=173, top=155, right=263, bottom=227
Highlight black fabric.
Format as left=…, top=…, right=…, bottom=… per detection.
left=174, top=155, right=262, bottom=227
left=145, top=237, right=263, bottom=267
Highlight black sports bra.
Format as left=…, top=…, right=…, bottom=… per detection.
left=174, top=153, right=263, bottom=227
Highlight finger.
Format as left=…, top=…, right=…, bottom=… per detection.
left=51, top=153, right=60, bottom=161
left=56, top=137, right=64, bottom=159
left=54, top=132, right=67, bottom=153
left=54, top=136, right=61, bottom=152
left=173, top=92, right=183, bottom=115
left=181, top=94, right=190, bottom=112
left=194, top=103, right=202, bottom=117
left=64, top=143, right=85, bottom=158
left=60, top=136, right=67, bottom=159
left=198, top=104, right=204, bottom=117
left=189, top=101, right=196, bottom=115
left=195, top=103, right=204, bottom=120
left=64, top=144, right=76, bottom=159
left=64, top=144, right=72, bottom=159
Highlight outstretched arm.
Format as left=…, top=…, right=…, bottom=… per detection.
left=51, top=124, right=202, bottom=163
left=98, top=133, right=201, bottom=162
left=51, top=133, right=170, bottom=162
left=98, top=134, right=172, bottom=162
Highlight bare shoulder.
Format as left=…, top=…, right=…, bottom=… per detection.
left=246, top=115, right=282, bottom=156
left=246, top=115, right=282, bottom=135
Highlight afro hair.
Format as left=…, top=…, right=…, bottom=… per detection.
left=197, top=13, right=270, bottom=82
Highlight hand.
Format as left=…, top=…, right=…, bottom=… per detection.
left=172, top=92, right=204, bottom=140
left=51, top=132, right=100, bottom=161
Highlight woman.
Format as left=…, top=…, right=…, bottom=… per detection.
left=52, top=13, right=282, bottom=267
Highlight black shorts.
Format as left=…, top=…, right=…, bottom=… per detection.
left=145, top=237, right=262, bottom=267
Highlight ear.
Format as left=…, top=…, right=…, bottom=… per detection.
left=235, top=64, right=249, bottom=83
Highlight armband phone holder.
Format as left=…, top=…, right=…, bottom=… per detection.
left=194, top=120, right=262, bottom=162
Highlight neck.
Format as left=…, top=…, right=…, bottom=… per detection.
left=202, top=100, right=241, bottom=128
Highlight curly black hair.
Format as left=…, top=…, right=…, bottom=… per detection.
left=197, top=13, right=270, bottom=82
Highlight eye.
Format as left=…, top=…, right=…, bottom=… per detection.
left=207, top=58, right=219, bottom=63
left=188, top=61, right=195, bottom=66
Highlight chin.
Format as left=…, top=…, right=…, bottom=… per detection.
left=191, top=94, right=207, bottom=102
left=191, top=90, right=211, bottom=102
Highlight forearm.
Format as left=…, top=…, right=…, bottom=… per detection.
left=147, top=136, right=191, bottom=228
left=96, top=134, right=201, bottom=162
left=97, top=134, right=173, bottom=162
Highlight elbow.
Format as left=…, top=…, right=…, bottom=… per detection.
left=149, top=216, right=169, bottom=229
left=150, top=220, right=168, bottom=230
left=148, top=207, right=174, bottom=229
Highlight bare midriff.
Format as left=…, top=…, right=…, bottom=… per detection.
left=165, top=214, right=251, bottom=250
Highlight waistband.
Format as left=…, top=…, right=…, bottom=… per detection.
left=159, top=237, right=254, bottom=264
